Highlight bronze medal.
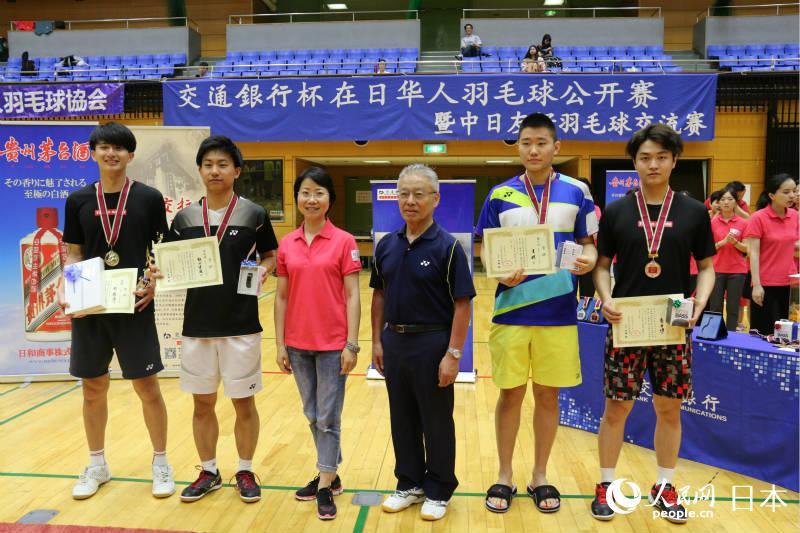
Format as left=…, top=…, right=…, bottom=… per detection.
left=645, top=259, right=662, bottom=278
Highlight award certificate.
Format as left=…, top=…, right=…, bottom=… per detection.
left=154, top=236, right=224, bottom=292
left=612, top=294, right=687, bottom=348
left=89, top=268, right=138, bottom=314
left=482, top=225, right=556, bottom=278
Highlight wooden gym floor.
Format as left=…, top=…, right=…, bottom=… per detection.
left=0, top=273, right=797, bottom=533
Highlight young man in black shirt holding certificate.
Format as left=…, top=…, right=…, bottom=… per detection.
left=590, top=124, right=716, bottom=524
left=61, top=122, right=174, bottom=500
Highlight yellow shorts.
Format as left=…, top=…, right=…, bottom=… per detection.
left=488, top=324, right=581, bottom=389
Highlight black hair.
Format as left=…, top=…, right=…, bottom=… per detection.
left=378, top=58, right=386, bottom=63
left=726, top=180, right=745, bottom=193
left=541, top=34, right=552, bottom=47
left=464, top=23, right=473, bottom=30
left=89, top=121, right=137, bottom=152
left=294, top=166, right=336, bottom=213
left=517, top=112, right=558, bottom=141
left=756, top=173, right=797, bottom=209
left=195, top=135, right=243, bottom=167
left=626, top=123, right=683, bottom=159
left=523, top=45, right=539, bottom=60
left=709, top=189, right=724, bottom=202
left=199, top=61, right=209, bottom=67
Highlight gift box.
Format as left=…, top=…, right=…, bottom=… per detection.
left=556, top=240, right=583, bottom=270
left=64, top=257, right=106, bottom=315
left=667, top=297, right=693, bottom=328
left=774, top=320, right=799, bottom=342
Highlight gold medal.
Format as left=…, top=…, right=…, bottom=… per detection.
left=104, top=249, right=120, bottom=267
left=645, top=259, right=662, bottom=278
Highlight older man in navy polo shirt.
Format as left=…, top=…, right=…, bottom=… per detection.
left=370, top=163, right=475, bottom=522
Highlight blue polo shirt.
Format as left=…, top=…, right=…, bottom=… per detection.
left=370, top=221, right=476, bottom=325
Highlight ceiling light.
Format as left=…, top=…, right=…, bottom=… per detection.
left=544, top=0, right=564, bottom=5
left=327, top=3, right=348, bottom=9
left=363, top=160, right=390, bottom=164
left=486, top=160, right=514, bottom=164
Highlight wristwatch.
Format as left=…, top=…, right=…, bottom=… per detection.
left=446, top=347, right=462, bottom=359
left=345, top=341, right=360, bottom=354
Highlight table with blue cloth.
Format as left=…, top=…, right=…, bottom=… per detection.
left=559, top=323, right=799, bottom=492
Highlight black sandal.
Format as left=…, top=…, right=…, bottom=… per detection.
left=527, top=484, right=561, bottom=513
left=485, top=483, right=517, bottom=513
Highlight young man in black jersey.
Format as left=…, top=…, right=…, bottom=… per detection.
left=160, top=136, right=277, bottom=503
left=60, top=122, right=174, bottom=500
left=590, top=124, right=715, bottom=524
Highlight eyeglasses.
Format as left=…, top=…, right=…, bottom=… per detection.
left=298, top=191, right=329, bottom=200
left=398, top=190, right=436, bottom=201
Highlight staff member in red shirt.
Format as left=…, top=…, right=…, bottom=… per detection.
left=275, top=166, right=363, bottom=521
left=744, top=174, right=799, bottom=333
left=709, top=187, right=749, bottom=330
left=704, top=180, right=750, bottom=219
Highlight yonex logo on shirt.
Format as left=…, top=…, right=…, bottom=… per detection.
left=229, top=229, right=238, bottom=236
left=420, top=260, right=431, bottom=267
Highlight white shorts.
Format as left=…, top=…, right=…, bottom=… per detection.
left=180, top=333, right=263, bottom=398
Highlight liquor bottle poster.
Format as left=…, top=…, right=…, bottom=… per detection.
left=0, top=121, right=99, bottom=380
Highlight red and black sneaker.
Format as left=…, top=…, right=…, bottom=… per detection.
left=235, top=470, right=261, bottom=503
left=295, top=473, right=344, bottom=501
left=649, top=483, right=688, bottom=524
left=316, top=487, right=337, bottom=520
left=590, top=482, right=615, bottom=521
left=180, top=468, right=222, bottom=502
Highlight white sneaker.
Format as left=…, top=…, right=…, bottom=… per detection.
left=382, top=488, right=426, bottom=513
left=72, top=464, right=111, bottom=499
left=420, top=498, right=449, bottom=521
left=152, top=464, right=176, bottom=498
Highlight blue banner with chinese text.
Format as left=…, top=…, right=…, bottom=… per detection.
left=163, top=74, right=717, bottom=142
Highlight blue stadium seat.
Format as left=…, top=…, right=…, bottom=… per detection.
left=581, top=66, right=602, bottom=72
left=226, top=52, right=243, bottom=62
left=84, top=55, right=104, bottom=65
left=634, top=55, right=655, bottom=67
left=731, top=65, right=751, bottom=72
left=121, top=55, right=138, bottom=65
left=739, top=55, right=759, bottom=67
left=552, top=46, right=571, bottom=57
left=483, top=65, right=501, bottom=73
left=276, top=50, right=293, bottom=60
left=497, top=46, right=516, bottom=59
left=336, top=68, right=355, bottom=75
left=501, top=64, right=518, bottom=73
left=595, top=56, right=614, bottom=70
left=645, top=45, right=664, bottom=56
left=242, top=51, right=259, bottom=63
left=706, top=45, right=726, bottom=58
left=399, top=64, right=416, bottom=73
left=381, top=48, right=400, bottom=57
left=626, top=45, right=645, bottom=56
left=642, top=66, right=662, bottom=72
left=461, top=58, right=480, bottom=73
left=482, top=46, right=497, bottom=56
left=153, top=54, right=170, bottom=64
left=401, top=47, right=418, bottom=57
left=784, top=43, right=800, bottom=55
left=7, top=58, right=22, bottom=67
left=719, top=55, right=738, bottom=68
left=157, top=64, right=174, bottom=76
left=260, top=51, right=277, bottom=61
left=482, top=59, right=500, bottom=70
left=571, top=46, right=590, bottom=57
left=664, top=65, right=683, bottom=72
left=745, top=45, right=765, bottom=56
left=608, top=46, right=626, bottom=57
left=616, top=56, right=634, bottom=69
left=329, top=48, right=346, bottom=56
left=277, top=69, right=296, bottom=76
left=514, top=46, right=528, bottom=57
left=137, top=54, right=154, bottom=65
left=589, top=46, right=609, bottom=57
left=268, top=60, right=286, bottom=72
left=726, top=45, right=746, bottom=56
left=299, top=69, right=318, bottom=76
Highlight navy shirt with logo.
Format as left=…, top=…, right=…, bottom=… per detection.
left=370, top=221, right=476, bottom=325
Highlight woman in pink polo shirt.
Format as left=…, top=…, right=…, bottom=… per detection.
left=709, top=187, right=750, bottom=330
left=744, top=174, right=799, bottom=334
left=274, top=166, right=362, bottom=521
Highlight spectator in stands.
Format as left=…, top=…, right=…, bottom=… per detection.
left=60, top=54, right=88, bottom=68
left=705, top=180, right=750, bottom=219
left=375, top=58, right=387, bottom=74
left=0, top=37, right=8, bottom=63
left=196, top=62, right=209, bottom=78
left=744, top=173, right=799, bottom=334
left=709, top=187, right=750, bottom=331
left=521, top=46, right=546, bottom=73
left=539, top=34, right=562, bottom=69
left=457, top=24, right=482, bottom=59
left=21, top=51, right=37, bottom=77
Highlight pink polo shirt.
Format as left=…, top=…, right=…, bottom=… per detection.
left=711, top=214, right=749, bottom=274
left=277, top=219, right=362, bottom=351
left=743, top=205, right=799, bottom=286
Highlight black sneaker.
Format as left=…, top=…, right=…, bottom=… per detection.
left=649, top=483, right=688, bottom=524
left=316, top=487, right=337, bottom=520
left=295, top=473, right=343, bottom=501
left=180, top=469, right=222, bottom=502
left=235, top=470, right=261, bottom=503
left=590, top=482, right=615, bottom=521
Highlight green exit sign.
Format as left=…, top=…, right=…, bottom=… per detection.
left=423, top=143, right=447, bottom=154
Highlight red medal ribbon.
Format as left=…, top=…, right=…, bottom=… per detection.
left=521, top=170, right=557, bottom=225
left=96, top=177, right=131, bottom=251
left=635, top=188, right=674, bottom=258
left=202, top=193, right=239, bottom=243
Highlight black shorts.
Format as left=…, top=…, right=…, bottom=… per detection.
left=70, top=307, right=163, bottom=380
left=603, top=328, right=692, bottom=401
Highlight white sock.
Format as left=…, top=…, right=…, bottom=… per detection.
left=152, top=450, right=168, bottom=467
left=89, top=449, right=105, bottom=467
left=656, top=466, right=675, bottom=486
left=201, top=458, right=217, bottom=474
left=600, top=468, right=616, bottom=484
left=238, top=459, right=253, bottom=472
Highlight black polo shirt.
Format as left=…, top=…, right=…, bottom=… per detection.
left=597, top=191, right=716, bottom=298
left=370, top=221, right=476, bottom=325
